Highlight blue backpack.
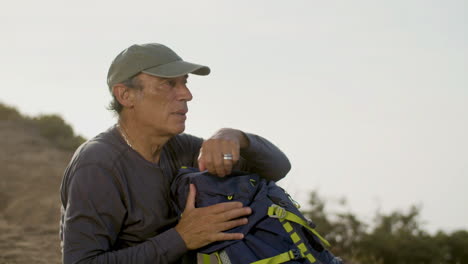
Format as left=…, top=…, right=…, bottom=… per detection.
left=171, top=168, right=343, bottom=264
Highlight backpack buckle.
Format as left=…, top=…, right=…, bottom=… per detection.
left=305, top=217, right=317, bottom=228
left=289, top=249, right=302, bottom=260
left=270, top=204, right=286, bottom=219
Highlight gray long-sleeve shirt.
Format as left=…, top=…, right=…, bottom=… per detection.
left=60, top=125, right=291, bottom=264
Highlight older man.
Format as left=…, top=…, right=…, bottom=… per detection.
left=60, top=43, right=291, bottom=264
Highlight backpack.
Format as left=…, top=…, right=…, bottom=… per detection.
left=171, top=167, right=343, bottom=264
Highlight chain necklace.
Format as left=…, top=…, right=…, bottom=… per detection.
left=117, top=123, right=134, bottom=149
left=118, top=122, right=162, bottom=164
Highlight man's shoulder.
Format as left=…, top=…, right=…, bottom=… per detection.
left=69, top=126, right=126, bottom=170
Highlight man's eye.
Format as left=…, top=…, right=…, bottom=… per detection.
left=168, top=80, right=176, bottom=87
left=160, top=80, right=176, bottom=89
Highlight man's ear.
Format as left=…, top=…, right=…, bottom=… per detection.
left=112, top=84, right=135, bottom=109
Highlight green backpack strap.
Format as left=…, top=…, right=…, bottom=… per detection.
left=200, top=252, right=223, bottom=264
left=268, top=204, right=331, bottom=247
left=200, top=253, right=212, bottom=264
left=251, top=249, right=304, bottom=264
left=264, top=204, right=332, bottom=264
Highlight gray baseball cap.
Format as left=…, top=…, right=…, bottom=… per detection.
left=107, top=43, right=210, bottom=90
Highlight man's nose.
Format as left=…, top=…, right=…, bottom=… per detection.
left=178, top=84, right=193, bottom=101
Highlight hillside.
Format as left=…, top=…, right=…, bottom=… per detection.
left=0, top=104, right=83, bottom=264
left=1, top=102, right=467, bottom=264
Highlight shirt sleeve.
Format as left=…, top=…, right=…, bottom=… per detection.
left=236, top=132, right=291, bottom=182
left=182, top=132, right=291, bottom=182
left=61, top=164, right=187, bottom=264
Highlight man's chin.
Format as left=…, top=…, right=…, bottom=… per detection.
left=172, top=124, right=186, bottom=135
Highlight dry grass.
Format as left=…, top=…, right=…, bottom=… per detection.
left=0, top=121, right=72, bottom=264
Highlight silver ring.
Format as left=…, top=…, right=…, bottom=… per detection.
left=223, top=153, right=233, bottom=160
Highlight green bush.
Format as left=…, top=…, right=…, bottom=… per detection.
left=0, top=102, right=86, bottom=151
left=0, top=103, right=23, bottom=120
left=33, top=114, right=86, bottom=151
left=302, top=191, right=468, bottom=264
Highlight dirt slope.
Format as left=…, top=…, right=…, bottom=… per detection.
left=0, top=120, right=73, bottom=264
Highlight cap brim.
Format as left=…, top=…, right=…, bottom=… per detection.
left=142, top=60, right=210, bottom=78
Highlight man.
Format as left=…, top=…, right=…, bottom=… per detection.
left=60, top=43, right=291, bottom=264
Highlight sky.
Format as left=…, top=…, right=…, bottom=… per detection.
left=1, top=0, right=467, bottom=233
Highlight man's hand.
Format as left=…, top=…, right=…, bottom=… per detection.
left=198, top=128, right=249, bottom=177
left=175, top=184, right=251, bottom=250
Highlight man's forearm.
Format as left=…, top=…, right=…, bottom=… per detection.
left=239, top=132, right=291, bottom=181
left=63, top=228, right=186, bottom=264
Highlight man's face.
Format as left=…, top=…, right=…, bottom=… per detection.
left=131, top=73, right=192, bottom=137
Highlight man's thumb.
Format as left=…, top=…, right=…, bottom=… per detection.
left=185, top=184, right=196, bottom=210
left=198, top=153, right=206, bottom=171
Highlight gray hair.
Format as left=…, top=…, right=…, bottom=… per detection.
left=107, top=75, right=143, bottom=114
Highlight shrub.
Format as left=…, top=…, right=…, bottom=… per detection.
left=0, top=103, right=23, bottom=120
left=0, top=102, right=86, bottom=151
left=33, top=114, right=86, bottom=151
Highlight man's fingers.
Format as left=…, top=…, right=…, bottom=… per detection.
left=199, top=142, right=217, bottom=175
left=208, top=143, right=226, bottom=177
left=176, top=199, right=250, bottom=250
left=202, top=201, right=245, bottom=214
left=205, top=153, right=216, bottom=175
left=213, top=232, right=244, bottom=242
left=222, top=158, right=232, bottom=176
left=216, top=206, right=252, bottom=222
left=222, top=140, right=239, bottom=162
left=221, top=141, right=237, bottom=176
left=216, top=217, right=248, bottom=231
left=198, top=137, right=242, bottom=177
left=230, top=141, right=240, bottom=164
left=185, top=184, right=197, bottom=210
left=203, top=203, right=251, bottom=224
left=221, top=141, right=231, bottom=176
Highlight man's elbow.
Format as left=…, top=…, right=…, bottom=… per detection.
left=271, top=157, right=292, bottom=182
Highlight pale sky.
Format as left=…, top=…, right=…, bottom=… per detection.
left=1, top=0, right=467, bottom=233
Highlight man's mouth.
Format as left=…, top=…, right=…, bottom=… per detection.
left=173, top=110, right=188, bottom=116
